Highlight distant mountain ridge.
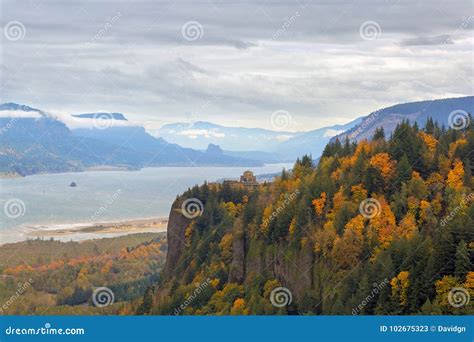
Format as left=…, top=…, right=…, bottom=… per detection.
left=2, top=96, right=472, bottom=176
left=158, top=121, right=302, bottom=152
left=158, top=119, right=364, bottom=161
left=0, top=104, right=262, bottom=176
left=333, top=96, right=474, bottom=143
left=159, top=97, right=474, bottom=161
left=0, top=102, right=47, bottom=115
left=277, top=117, right=363, bottom=160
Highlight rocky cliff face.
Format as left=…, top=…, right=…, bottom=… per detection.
left=163, top=196, right=315, bottom=302
left=163, top=202, right=192, bottom=277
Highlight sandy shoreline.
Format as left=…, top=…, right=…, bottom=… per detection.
left=19, top=217, right=168, bottom=242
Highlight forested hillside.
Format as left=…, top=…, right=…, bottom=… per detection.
left=0, top=233, right=166, bottom=315
left=142, top=118, right=474, bottom=315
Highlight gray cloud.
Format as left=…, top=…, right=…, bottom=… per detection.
left=400, top=34, right=454, bottom=46
left=1, top=0, right=473, bottom=131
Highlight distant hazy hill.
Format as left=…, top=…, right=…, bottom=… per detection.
left=277, top=118, right=363, bottom=160
left=158, top=120, right=363, bottom=161
left=334, top=96, right=474, bottom=142
left=159, top=97, right=474, bottom=162
left=3, top=96, right=471, bottom=176
left=158, top=121, right=304, bottom=152
left=0, top=104, right=262, bottom=176
left=72, top=126, right=262, bottom=168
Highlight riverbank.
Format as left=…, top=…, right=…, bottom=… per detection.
left=22, top=217, right=168, bottom=242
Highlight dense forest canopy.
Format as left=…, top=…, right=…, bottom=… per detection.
left=0, top=234, right=166, bottom=315
left=1, top=118, right=472, bottom=316
left=142, top=118, right=474, bottom=315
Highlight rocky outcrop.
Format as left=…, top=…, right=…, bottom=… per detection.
left=163, top=201, right=191, bottom=277
left=244, top=239, right=313, bottom=301
left=165, top=198, right=315, bottom=301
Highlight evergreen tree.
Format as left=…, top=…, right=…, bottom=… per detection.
left=352, top=148, right=367, bottom=184
left=389, top=120, right=422, bottom=166
left=373, top=126, right=385, bottom=140
left=419, top=298, right=434, bottom=315
left=454, top=240, right=471, bottom=279
left=137, top=286, right=154, bottom=315
left=394, top=154, right=412, bottom=185
left=342, top=137, right=352, bottom=156
left=425, top=117, right=435, bottom=135
left=364, top=166, right=384, bottom=194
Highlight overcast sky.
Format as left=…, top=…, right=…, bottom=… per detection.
left=1, top=0, right=473, bottom=131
